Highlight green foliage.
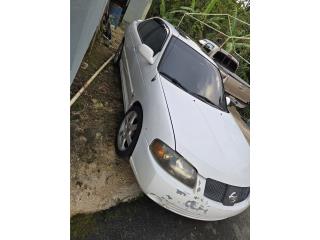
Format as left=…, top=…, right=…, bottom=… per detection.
left=204, top=0, right=218, bottom=14
left=191, top=0, right=196, bottom=10
left=238, top=105, right=250, bottom=123
left=160, top=0, right=166, bottom=18
left=180, top=6, right=195, bottom=12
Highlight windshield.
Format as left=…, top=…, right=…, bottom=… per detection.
left=158, top=36, right=227, bottom=112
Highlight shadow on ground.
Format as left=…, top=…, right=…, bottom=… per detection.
left=71, top=196, right=249, bottom=240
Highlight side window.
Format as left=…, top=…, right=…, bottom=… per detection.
left=203, top=43, right=214, bottom=53
left=137, top=19, right=168, bottom=56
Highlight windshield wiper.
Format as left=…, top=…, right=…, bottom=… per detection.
left=159, top=72, right=189, bottom=92
left=159, top=72, right=224, bottom=111
left=192, top=93, right=223, bottom=110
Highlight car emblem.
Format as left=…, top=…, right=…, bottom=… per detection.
left=229, top=192, right=238, bottom=203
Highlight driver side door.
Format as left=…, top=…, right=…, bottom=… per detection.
left=130, top=19, right=169, bottom=96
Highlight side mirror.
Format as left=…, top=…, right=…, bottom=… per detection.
left=226, top=96, right=231, bottom=106
left=139, top=44, right=154, bottom=64
left=198, top=39, right=206, bottom=46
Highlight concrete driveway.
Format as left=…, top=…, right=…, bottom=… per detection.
left=71, top=196, right=249, bottom=240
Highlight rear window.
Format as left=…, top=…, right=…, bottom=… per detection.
left=213, top=51, right=238, bottom=73
left=203, top=43, right=214, bottom=53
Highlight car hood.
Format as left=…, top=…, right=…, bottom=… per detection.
left=160, top=77, right=250, bottom=187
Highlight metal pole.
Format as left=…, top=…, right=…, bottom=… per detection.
left=186, top=13, right=250, bottom=26
left=177, top=13, right=185, bottom=27
left=175, top=12, right=250, bottom=65
left=185, top=13, right=229, bottom=38
left=70, top=54, right=115, bottom=107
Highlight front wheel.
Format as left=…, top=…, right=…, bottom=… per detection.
left=115, top=105, right=143, bottom=158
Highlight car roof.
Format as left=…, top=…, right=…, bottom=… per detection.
left=202, top=39, right=239, bottom=65
left=203, top=39, right=220, bottom=47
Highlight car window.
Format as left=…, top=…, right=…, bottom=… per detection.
left=158, top=36, right=227, bottom=112
left=137, top=19, right=168, bottom=56
left=203, top=43, right=214, bottom=53
left=213, top=51, right=238, bottom=73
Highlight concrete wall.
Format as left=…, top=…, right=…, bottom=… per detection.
left=123, top=0, right=152, bottom=24
left=70, top=0, right=109, bottom=83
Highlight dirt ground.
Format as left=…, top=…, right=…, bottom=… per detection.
left=70, top=28, right=142, bottom=217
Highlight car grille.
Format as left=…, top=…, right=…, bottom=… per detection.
left=204, top=178, right=250, bottom=206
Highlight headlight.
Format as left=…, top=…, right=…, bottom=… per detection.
left=150, top=139, right=197, bottom=188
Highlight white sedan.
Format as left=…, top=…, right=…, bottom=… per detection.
left=113, top=17, right=249, bottom=221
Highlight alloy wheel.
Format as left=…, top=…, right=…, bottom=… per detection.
left=117, top=110, right=138, bottom=151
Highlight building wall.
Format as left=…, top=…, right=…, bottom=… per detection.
left=70, top=0, right=109, bottom=83
left=123, top=0, right=152, bottom=24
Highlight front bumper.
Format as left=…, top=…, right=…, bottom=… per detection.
left=130, top=134, right=249, bottom=221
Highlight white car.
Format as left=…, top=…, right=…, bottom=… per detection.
left=113, top=17, right=249, bottom=221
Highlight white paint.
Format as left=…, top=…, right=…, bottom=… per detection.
left=138, top=44, right=154, bottom=64
left=123, top=0, right=153, bottom=24
left=117, top=18, right=250, bottom=221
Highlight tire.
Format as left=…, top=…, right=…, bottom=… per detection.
left=113, top=38, right=124, bottom=66
left=115, top=104, right=143, bottom=158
